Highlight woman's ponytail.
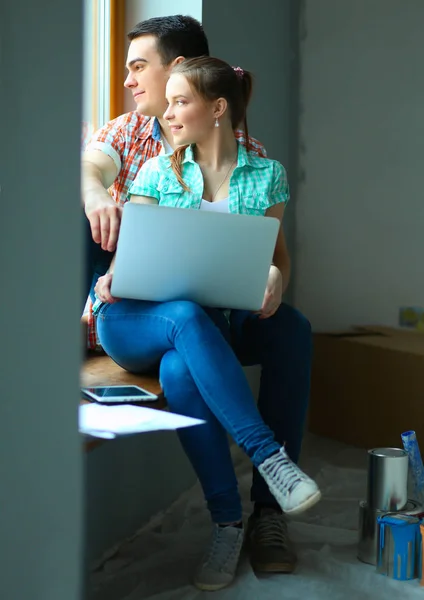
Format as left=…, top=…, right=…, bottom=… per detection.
left=233, top=67, right=253, bottom=152
left=169, top=145, right=190, bottom=191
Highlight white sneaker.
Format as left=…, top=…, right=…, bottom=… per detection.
left=258, top=447, right=321, bottom=515
left=194, top=524, right=244, bottom=591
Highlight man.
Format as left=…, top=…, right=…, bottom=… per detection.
left=82, top=13, right=312, bottom=581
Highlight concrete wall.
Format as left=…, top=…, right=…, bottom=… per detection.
left=0, top=1, right=83, bottom=598
left=86, top=432, right=196, bottom=561
left=294, top=0, right=424, bottom=330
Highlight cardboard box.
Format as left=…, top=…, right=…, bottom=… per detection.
left=309, top=326, right=424, bottom=449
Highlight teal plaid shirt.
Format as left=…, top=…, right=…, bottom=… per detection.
left=92, top=143, right=289, bottom=316
left=128, top=142, right=289, bottom=214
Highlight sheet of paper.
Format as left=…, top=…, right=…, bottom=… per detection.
left=79, top=403, right=205, bottom=439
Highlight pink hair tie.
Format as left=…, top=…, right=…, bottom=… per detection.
left=233, top=66, right=244, bottom=79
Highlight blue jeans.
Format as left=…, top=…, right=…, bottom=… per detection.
left=83, top=215, right=113, bottom=312
left=95, top=298, right=311, bottom=524
left=230, top=306, right=312, bottom=506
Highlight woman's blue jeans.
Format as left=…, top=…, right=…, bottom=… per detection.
left=95, top=298, right=311, bottom=524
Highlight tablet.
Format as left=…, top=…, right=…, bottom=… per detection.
left=81, top=385, right=158, bottom=404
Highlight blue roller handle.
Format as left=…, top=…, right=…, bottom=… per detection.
left=401, top=430, right=424, bottom=505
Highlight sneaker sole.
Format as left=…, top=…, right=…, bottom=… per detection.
left=194, top=580, right=233, bottom=591
left=284, top=489, right=322, bottom=516
left=250, top=560, right=296, bottom=574
left=244, top=534, right=297, bottom=574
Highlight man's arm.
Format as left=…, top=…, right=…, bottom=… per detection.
left=93, top=192, right=158, bottom=304
left=82, top=150, right=121, bottom=252
left=234, top=129, right=267, bottom=158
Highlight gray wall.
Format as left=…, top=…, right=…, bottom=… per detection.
left=0, top=1, right=84, bottom=599
left=294, top=0, right=424, bottom=330
left=202, top=0, right=300, bottom=302
left=86, top=432, right=196, bottom=561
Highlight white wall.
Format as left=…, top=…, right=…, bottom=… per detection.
left=0, top=1, right=83, bottom=598
left=295, top=0, right=424, bottom=330
left=124, top=0, right=202, bottom=112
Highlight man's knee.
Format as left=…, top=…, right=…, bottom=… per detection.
left=275, top=303, right=312, bottom=340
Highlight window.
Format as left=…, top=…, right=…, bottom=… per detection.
left=82, top=0, right=125, bottom=148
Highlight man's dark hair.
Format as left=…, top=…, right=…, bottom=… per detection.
left=127, top=15, right=209, bottom=65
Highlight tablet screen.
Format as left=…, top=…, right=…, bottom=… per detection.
left=84, top=386, right=154, bottom=399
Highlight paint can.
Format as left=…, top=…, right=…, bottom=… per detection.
left=358, top=499, right=421, bottom=565
left=376, top=514, right=421, bottom=580
left=367, top=448, right=408, bottom=511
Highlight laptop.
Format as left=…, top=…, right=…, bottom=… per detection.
left=111, top=203, right=280, bottom=311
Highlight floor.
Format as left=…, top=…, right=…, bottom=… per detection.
left=89, top=433, right=423, bottom=599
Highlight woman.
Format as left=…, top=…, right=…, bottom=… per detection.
left=93, top=57, right=320, bottom=591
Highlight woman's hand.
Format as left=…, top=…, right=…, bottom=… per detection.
left=257, top=265, right=283, bottom=319
left=94, top=273, right=120, bottom=304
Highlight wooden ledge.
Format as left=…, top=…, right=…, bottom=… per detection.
left=81, top=354, right=165, bottom=452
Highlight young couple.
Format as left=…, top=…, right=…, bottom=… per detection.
left=82, top=15, right=320, bottom=591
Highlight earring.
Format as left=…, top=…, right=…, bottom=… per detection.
left=215, top=118, right=219, bottom=128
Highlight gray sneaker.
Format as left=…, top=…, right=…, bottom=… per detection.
left=194, top=524, right=244, bottom=591
left=246, top=508, right=297, bottom=573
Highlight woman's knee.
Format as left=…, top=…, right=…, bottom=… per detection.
left=159, top=350, right=202, bottom=414
left=159, top=349, right=192, bottom=390
left=164, top=300, right=207, bottom=325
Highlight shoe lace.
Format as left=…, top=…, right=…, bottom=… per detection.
left=203, top=527, right=243, bottom=573
left=254, top=513, right=289, bottom=547
left=266, top=451, right=306, bottom=495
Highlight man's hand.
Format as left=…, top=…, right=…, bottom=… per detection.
left=82, top=151, right=120, bottom=252
left=94, top=273, right=120, bottom=304
left=85, top=194, right=123, bottom=252
left=256, top=265, right=283, bottom=319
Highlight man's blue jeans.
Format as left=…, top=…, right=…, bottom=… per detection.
left=95, top=298, right=312, bottom=524
left=83, top=216, right=113, bottom=312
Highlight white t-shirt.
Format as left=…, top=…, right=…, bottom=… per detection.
left=159, top=135, right=173, bottom=155
left=200, top=198, right=230, bottom=213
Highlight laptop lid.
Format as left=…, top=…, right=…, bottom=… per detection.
left=111, top=203, right=280, bottom=311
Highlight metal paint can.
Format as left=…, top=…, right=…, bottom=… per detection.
left=420, top=522, right=424, bottom=585
left=358, top=499, right=421, bottom=565
left=376, top=514, right=421, bottom=580
left=367, top=448, right=408, bottom=511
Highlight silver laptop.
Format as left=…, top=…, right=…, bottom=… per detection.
left=111, top=203, right=280, bottom=311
